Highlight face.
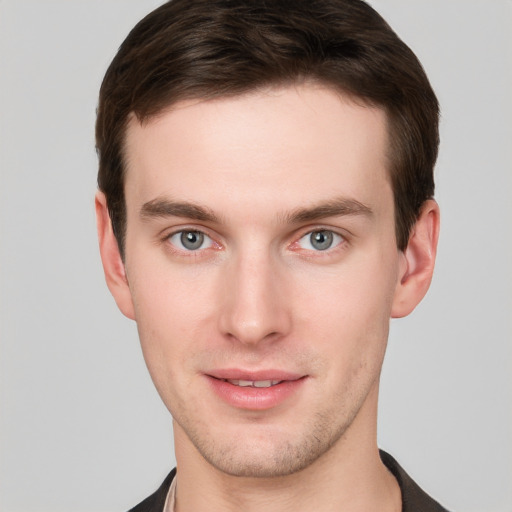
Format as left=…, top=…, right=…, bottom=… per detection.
left=120, top=85, right=405, bottom=477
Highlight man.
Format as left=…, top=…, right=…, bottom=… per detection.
left=95, top=0, right=447, bottom=511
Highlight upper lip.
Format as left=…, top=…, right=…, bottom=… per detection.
left=206, top=369, right=305, bottom=382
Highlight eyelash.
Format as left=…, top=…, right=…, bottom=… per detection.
left=162, top=228, right=220, bottom=257
left=168, top=230, right=214, bottom=251
left=295, top=230, right=345, bottom=252
left=162, top=227, right=348, bottom=258
left=288, top=228, right=348, bottom=260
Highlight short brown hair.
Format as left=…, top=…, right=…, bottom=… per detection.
left=96, top=0, right=439, bottom=257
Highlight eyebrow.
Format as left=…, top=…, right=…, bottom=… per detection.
left=140, top=198, right=220, bottom=223
left=284, top=197, right=374, bottom=224
left=140, top=196, right=373, bottom=225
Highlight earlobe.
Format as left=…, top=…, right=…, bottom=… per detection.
left=95, top=191, right=136, bottom=320
left=391, top=199, right=440, bottom=318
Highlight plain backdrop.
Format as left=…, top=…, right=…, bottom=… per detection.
left=0, top=1, right=510, bottom=511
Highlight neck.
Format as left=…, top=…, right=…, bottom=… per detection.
left=173, top=387, right=401, bottom=512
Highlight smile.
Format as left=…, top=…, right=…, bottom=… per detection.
left=224, top=379, right=282, bottom=388
left=206, top=372, right=306, bottom=410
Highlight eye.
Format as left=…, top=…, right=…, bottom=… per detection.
left=168, top=230, right=213, bottom=251
left=297, top=230, right=344, bottom=251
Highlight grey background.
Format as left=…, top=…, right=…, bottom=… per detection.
left=0, top=1, right=510, bottom=511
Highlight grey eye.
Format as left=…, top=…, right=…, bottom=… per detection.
left=180, top=231, right=204, bottom=250
left=169, top=230, right=212, bottom=251
left=297, top=230, right=343, bottom=251
left=310, top=230, right=334, bottom=251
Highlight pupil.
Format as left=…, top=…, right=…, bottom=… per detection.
left=181, top=231, right=204, bottom=250
left=311, top=231, right=333, bottom=251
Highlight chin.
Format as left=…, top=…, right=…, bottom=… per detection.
left=189, top=417, right=348, bottom=478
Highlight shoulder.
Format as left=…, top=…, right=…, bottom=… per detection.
left=380, top=450, right=450, bottom=512
left=128, top=468, right=176, bottom=512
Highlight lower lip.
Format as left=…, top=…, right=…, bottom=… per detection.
left=206, top=376, right=306, bottom=410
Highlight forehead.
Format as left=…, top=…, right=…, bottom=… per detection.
left=123, top=85, right=391, bottom=218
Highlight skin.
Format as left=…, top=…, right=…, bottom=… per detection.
left=97, top=84, right=439, bottom=512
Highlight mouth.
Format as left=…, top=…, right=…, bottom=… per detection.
left=205, top=371, right=306, bottom=410
left=220, top=379, right=283, bottom=388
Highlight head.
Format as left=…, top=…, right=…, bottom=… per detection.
left=95, top=0, right=440, bottom=479
left=96, top=0, right=439, bottom=260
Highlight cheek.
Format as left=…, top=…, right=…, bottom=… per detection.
left=301, top=256, right=396, bottom=324
left=130, top=255, right=214, bottom=321
left=127, top=257, right=222, bottom=366
left=295, top=252, right=397, bottom=363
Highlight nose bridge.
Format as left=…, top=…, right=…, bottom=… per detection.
left=219, top=243, right=290, bottom=345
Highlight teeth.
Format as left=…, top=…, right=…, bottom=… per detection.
left=226, top=379, right=281, bottom=388
left=254, top=380, right=279, bottom=388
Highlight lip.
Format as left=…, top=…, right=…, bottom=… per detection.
left=208, top=368, right=304, bottom=381
left=205, top=369, right=307, bottom=411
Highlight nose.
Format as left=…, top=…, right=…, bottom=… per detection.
left=218, top=250, right=292, bottom=346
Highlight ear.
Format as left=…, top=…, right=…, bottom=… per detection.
left=95, top=191, right=135, bottom=320
left=391, top=199, right=440, bottom=318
